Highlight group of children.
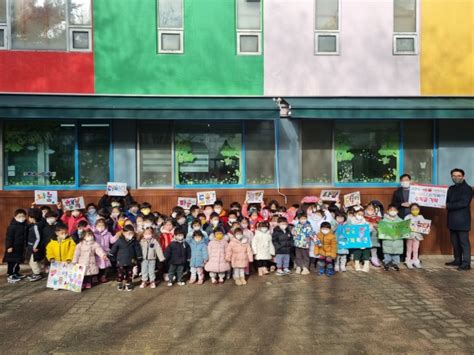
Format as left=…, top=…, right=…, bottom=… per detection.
left=3, top=193, right=426, bottom=291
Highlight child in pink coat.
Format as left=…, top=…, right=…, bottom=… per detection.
left=225, top=228, right=253, bottom=286
left=205, top=231, right=231, bottom=284
left=92, top=218, right=119, bottom=283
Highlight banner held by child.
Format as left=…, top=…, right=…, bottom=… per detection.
left=34, top=190, right=58, bottom=205
left=378, top=220, right=411, bottom=240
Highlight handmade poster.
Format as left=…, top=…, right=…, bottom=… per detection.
left=178, top=197, right=197, bottom=210
left=246, top=190, right=264, bottom=204
left=343, top=191, right=361, bottom=207
left=106, top=182, right=128, bottom=196
left=336, top=224, right=372, bottom=249
left=196, top=191, right=217, bottom=206
left=34, top=190, right=58, bottom=205
left=47, top=261, right=85, bottom=293
left=408, top=184, right=448, bottom=209
left=62, top=197, right=85, bottom=211
left=301, top=196, right=319, bottom=204
left=410, top=218, right=432, bottom=234
left=320, top=190, right=340, bottom=202
left=378, top=220, right=411, bottom=240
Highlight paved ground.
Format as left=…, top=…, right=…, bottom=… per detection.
left=0, top=256, right=473, bottom=354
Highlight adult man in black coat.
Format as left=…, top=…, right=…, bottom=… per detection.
left=445, top=168, right=473, bottom=271
left=391, top=174, right=412, bottom=218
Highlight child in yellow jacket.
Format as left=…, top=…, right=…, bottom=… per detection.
left=313, top=222, right=337, bottom=277
left=46, top=225, right=76, bottom=263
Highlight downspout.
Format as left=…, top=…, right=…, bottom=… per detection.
left=273, top=98, right=291, bottom=205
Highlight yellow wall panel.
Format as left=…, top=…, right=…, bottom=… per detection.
left=421, top=0, right=474, bottom=95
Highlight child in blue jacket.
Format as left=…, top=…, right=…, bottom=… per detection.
left=187, top=231, right=209, bottom=285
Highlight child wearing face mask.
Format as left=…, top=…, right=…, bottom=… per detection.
left=226, top=228, right=253, bottom=286
left=164, top=229, right=191, bottom=287
left=139, top=227, right=165, bottom=288
left=240, top=218, right=254, bottom=241
left=272, top=217, right=293, bottom=275
left=93, top=219, right=118, bottom=283
left=205, top=231, right=231, bottom=284
left=205, top=213, right=225, bottom=237
left=46, top=225, right=77, bottom=265
left=347, top=207, right=371, bottom=272
left=364, top=203, right=382, bottom=268
left=186, top=219, right=209, bottom=242
left=73, top=230, right=108, bottom=289
left=251, top=221, right=275, bottom=276
left=108, top=225, right=142, bottom=291
left=72, top=220, right=90, bottom=244
left=293, top=213, right=315, bottom=275
left=60, top=205, right=87, bottom=235
left=4, top=209, right=28, bottom=283
left=224, top=211, right=239, bottom=233
left=404, top=203, right=425, bottom=269
left=334, top=213, right=349, bottom=272
left=125, top=202, right=140, bottom=224
left=175, top=213, right=189, bottom=236
left=308, top=206, right=334, bottom=273
left=187, top=231, right=209, bottom=285
left=85, top=203, right=98, bottom=226
left=314, top=222, right=337, bottom=277
left=213, top=200, right=228, bottom=224
left=140, top=202, right=153, bottom=218
left=382, top=205, right=405, bottom=271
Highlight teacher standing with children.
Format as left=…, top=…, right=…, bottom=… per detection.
left=445, top=168, right=472, bottom=271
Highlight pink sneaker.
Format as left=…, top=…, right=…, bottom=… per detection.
left=371, top=257, right=382, bottom=268
left=100, top=275, right=108, bottom=283
left=150, top=282, right=156, bottom=289
left=211, top=278, right=217, bottom=284
left=218, top=278, right=225, bottom=284
left=84, top=283, right=92, bottom=289
left=189, top=277, right=196, bottom=284
left=197, top=279, right=204, bottom=285
left=140, top=282, right=147, bottom=289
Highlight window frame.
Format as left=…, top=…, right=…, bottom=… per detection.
left=235, top=0, right=262, bottom=56
left=393, top=0, right=419, bottom=55
left=157, top=0, right=184, bottom=54
left=314, top=0, right=341, bottom=56
left=1, top=0, right=93, bottom=52
left=2, top=120, right=113, bottom=190
left=0, top=24, right=6, bottom=50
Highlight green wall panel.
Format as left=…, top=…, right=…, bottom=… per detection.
left=93, top=0, right=263, bottom=95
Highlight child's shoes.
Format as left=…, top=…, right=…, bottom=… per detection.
left=318, top=266, right=325, bottom=276
left=276, top=269, right=285, bottom=276
left=326, top=268, right=334, bottom=277
left=84, top=282, right=92, bottom=289
left=125, top=283, right=134, bottom=291
left=240, top=277, right=247, bottom=285
left=167, top=281, right=173, bottom=287
left=150, top=282, right=156, bottom=289
left=140, top=282, right=147, bottom=288
left=301, top=267, right=310, bottom=275
left=412, top=259, right=422, bottom=268
left=283, top=268, right=291, bottom=274
left=334, top=262, right=340, bottom=272
left=177, top=281, right=186, bottom=286
left=263, top=267, right=270, bottom=275
left=270, top=266, right=276, bottom=272
left=211, top=277, right=217, bottom=284
left=100, top=275, right=108, bottom=283
left=234, top=278, right=242, bottom=286
left=383, top=263, right=390, bottom=271
left=370, top=257, right=382, bottom=268
left=189, top=277, right=196, bottom=284
left=218, top=277, right=225, bottom=284
left=362, top=261, right=370, bottom=273
left=197, top=279, right=204, bottom=285
left=295, top=267, right=302, bottom=274
left=354, top=261, right=362, bottom=271
left=405, top=260, right=414, bottom=269
left=258, top=267, right=264, bottom=276
left=392, top=264, right=400, bottom=271
left=117, top=282, right=125, bottom=291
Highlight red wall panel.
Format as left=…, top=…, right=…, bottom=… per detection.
left=0, top=51, right=94, bottom=93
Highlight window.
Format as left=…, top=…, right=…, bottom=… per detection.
left=315, top=0, right=340, bottom=55
left=2, top=0, right=92, bottom=51
left=3, top=121, right=110, bottom=188
left=175, top=122, right=242, bottom=186
left=245, top=121, right=275, bottom=185
left=301, top=120, right=333, bottom=184
left=403, top=120, right=433, bottom=183
left=236, top=0, right=261, bottom=55
left=393, top=0, right=418, bottom=55
left=79, top=124, right=110, bottom=185
left=138, top=122, right=173, bottom=187
left=157, top=0, right=184, bottom=54
left=335, top=121, right=399, bottom=183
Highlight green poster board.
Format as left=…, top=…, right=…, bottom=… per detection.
left=378, top=220, right=411, bottom=240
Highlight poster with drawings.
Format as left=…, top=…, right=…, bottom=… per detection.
left=47, top=262, right=85, bottom=292
left=34, top=190, right=58, bottom=205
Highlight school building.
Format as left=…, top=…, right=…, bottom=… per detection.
left=0, top=0, right=473, bottom=256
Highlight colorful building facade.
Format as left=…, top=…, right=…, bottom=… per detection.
left=0, top=0, right=473, bottom=254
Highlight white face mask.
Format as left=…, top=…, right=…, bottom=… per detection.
left=47, top=218, right=56, bottom=225
left=84, top=236, right=94, bottom=242
left=15, top=216, right=26, bottom=223
left=124, top=233, right=134, bottom=241
left=72, top=211, right=81, bottom=218
left=401, top=181, right=410, bottom=188
left=176, top=236, right=184, bottom=242
left=259, top=227, right=268, bottom=233
left=229, top=218, right=237, bottom=224
left=144, top=222, right=153, bottom=228
left=389, top=211, right=398, bottom=217
left=88, top=208, right=96, bottom=215
left=241, top=224, right=248, bottom=229
left=211, top=220, right=219, bottom=226
left=355, top=215, right=364, bottom=221
left=321, top=229, right=330, bottom=235
left=171, top=212, right=177, bottom=218
left=193, top=226, right=201, bottom=231
left=235, top=234, right=243, bottom=240
left=279, top=224, right=288, bottom=230
left=178, top=218, right=186, bottom=225
left=96, top=226, right=105, bottom=233
left=214, top=208, right=222, bottom=214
